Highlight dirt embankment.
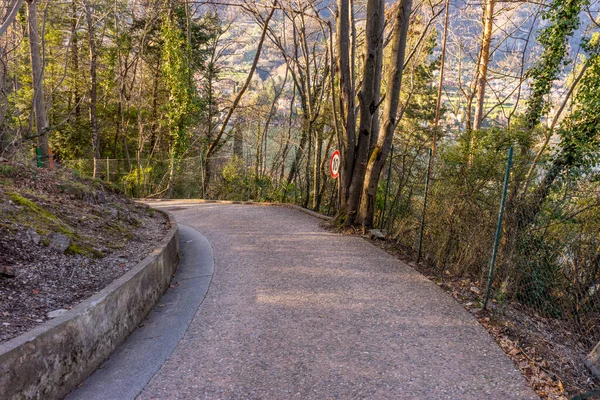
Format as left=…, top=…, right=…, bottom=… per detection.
left=0, top=159, right=169, bottom=343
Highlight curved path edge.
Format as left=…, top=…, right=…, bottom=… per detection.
left=67, top=225, right=214, bottom=400
left=0, top=210, right=179, bottom=400
left=140, top=198, right=333, bottom=221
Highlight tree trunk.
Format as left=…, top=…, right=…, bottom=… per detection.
left=302, top=121, right=312, bottom=208
left=84, top=0, right=100, bottom=176
left=26, top=0, right=49, bottom=167
left=357, top=0, right=413, bottom=228
left=336, top=0, right=356, bottom=216
left=286, top=97, right=310, bottom=186
left=233, top=126, right=243, bottom=158
left=277, top=85, right=295, bottom=186
left=261, top=71, right=288, bottom=177
left=343, top=0, right=385, bottom=225
left=472, top=0, right=495, bottom=131
left=70, top=0, right=80, bottom=120
left=312, top=126, right=323, bottom=211
left=254, top=122, right=262, bottom=179
left=432, top=0, right=450, bottom=160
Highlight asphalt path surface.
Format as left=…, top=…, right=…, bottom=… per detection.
left=74, top=201, right=539, bottom=399
left=68, top=225, right=214, bottom=400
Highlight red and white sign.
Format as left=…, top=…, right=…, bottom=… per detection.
left=329, top=150, right=340, bottom=179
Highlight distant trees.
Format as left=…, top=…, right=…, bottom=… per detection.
left=0, top=0, right=220, bottom=192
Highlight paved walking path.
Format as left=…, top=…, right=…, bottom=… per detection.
left=67, top=225, right=214, bottom=400
left=77, top=201, right=539, bottom=399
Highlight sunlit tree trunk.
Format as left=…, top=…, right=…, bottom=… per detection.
left=358, top=0, right=413, bottom=228
left=343, top=0, right=384, bottom=226
left=472, top=0, right=495, bottom=131
left=26, top=0, right=49, bottom=167
left=432, top=0, right=450, bottom=160
left=312, top=125, right=322, bottom=210
left=336, top=0, right=356, bottom=217
left=70, top=0, right=80, bottom=120
left=84, top=0, right=100, bottom=176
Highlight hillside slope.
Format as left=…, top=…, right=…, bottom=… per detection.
left=0, top=159, right=169, bottom=342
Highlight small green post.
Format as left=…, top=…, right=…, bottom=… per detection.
left=35, top=148, right=43, bottom=168
left=417, top=148, right=433, bottom=263
left=483, top=146, right=514, bottom=310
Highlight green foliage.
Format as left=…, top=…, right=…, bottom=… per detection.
left=122, top=166, right=152, bottom=197
left=161, top=13, right=196, bottom=158
left=0, top=163, right=17, bottom=178
left=525, top=0, right=585, bottom=128
left=403, top=34, right=439, bottom=124
left=514, top=235, right=563, bottom=318
left=554, top=44, right=600, bottom=172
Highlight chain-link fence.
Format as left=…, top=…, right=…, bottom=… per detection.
left=380, top=146, right=600, bottom=341
left=61, top=154, right=316, bottom=205
left=375, top=141, right=600, bottom=396
left=63, top=157, right=205, bottom=198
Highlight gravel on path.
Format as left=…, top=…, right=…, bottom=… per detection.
left=140, top=201, right=538, bottom=400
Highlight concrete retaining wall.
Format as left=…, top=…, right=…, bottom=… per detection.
left=0, top=211, right=179, bottom=400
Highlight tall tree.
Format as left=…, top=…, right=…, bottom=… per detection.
left=472, top=0, right=494, bottom=131
left=335, top=0, right=414, bottom=227
left=84, top=0, right=100, bottom=176
left=26, top=0, right=49, bottom=167
left=358, top=0, right=413, bottom=227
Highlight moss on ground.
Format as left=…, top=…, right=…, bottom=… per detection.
left=66, top=242, right=103, bottom=258
left=5, top=191, right=106, bottom=257
left=7, top=191, right=74, bottom=236
left=8, top=192, right=59, bottom=222
left=104, top=221, right=134, bottom=240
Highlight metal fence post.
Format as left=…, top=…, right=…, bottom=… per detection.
left=380, top=144, right=394, bottom=229
left=106, top=157, right=110, bottom=183
left=483, top=146, right=513, bottom=310
left=417, top=148, right=433, bottom=263
left=200, top=152, right=206, bottom=199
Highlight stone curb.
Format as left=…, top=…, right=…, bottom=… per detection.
left=140, top=198, right=333, bottom=221
left=0, top=210, right=179, bottom=400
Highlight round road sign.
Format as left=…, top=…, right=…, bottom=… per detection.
left=330, top=150, right=340, bottom=179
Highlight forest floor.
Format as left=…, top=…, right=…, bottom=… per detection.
left=0, top=159, right=169, bottom=343
left=363, top=236, right=599, bottom=400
